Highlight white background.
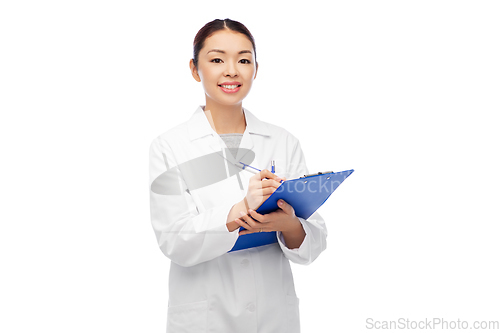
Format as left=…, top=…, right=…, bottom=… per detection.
left=1, top=1, right=499, bottom=332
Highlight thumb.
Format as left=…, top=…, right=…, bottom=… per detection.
left=278, top=199, right=294, bottom=215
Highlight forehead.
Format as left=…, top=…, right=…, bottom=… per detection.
left=202, top=29, right=254, bottom=53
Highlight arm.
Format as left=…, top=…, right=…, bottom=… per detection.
left=149, top=137, right=240, bottom=267
left=276, top=138, right=328, bottom=265
left=226, top=199, right=247, bottom=232
left=280, top=216, right=306, bottom=249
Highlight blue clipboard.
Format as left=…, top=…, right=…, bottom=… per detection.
left=228, top=169, right=354, bottom=252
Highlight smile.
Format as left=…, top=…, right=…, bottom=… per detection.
left=219, top=84, right=241, bottom=93
left=220, top=84, right=239, bottom=89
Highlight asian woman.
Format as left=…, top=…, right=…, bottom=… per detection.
left=149, top=18, right=327, bottom=332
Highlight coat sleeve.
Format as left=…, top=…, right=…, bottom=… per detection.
left=149, top=136, right=239, bottom=267
left=276, top=138, right=328, bottom=265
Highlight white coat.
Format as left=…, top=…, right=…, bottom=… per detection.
left=149, top=106, right=328, bottom=333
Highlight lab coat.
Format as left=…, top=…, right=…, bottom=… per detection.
left=149, top=106, right=327, bottom=333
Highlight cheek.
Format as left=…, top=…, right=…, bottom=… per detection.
left=201, top=76, right=218, bottom=91
left=241, top=68, right=257, bottom=82
left=246, top=65, right=257, bottom=75
left=198, top=67, right=217, bottom=83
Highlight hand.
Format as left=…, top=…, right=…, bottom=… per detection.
left=245, top=169, right=284, bottom=211
left=235, top=199, right=301, bottom=235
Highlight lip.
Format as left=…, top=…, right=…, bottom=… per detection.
left=218, top=81, right=241, bottom=93
left=219, top=81, right=241, bottom=85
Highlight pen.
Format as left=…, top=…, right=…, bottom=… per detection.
left=238, top=161, right=275, bottom=174
left=238, top=161, right=283, bottom=183
left=238, top=162, right=261, bottom=173
left=271, top=160, right=283, bottom=183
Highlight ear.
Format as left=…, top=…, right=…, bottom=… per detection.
left=189, top=59, right=201, bottom=82
left=254, top=62, right=258, bottom=79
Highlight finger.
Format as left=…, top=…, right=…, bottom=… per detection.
left=253, top=179, right=281, bottom=192
left=235, top=218, right=252, bottom=231
left=239, top=228, right=262, bottom=236
left=239, top=211, right=259, bottom=228
left=251, top=187, right=277, bottom=198
left=236, top=217, right=262, bottom=235
left=239, top=226, right=269, bottom=236
left=259, top=169, right=283, bottom=182
left=277, top=199, right=295, bottom=216
left=248, top=209, right=269, bottom=223
left=248, top=190, right=275, bottom=207
left=261, top=178, right=282, bottom=189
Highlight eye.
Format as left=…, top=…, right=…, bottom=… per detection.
left=239, top=59, right=251, bottom=64
left=211, top=58, right=223, bottom=63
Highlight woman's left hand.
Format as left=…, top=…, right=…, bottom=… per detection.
left=235, top=199, right=302, bottom=235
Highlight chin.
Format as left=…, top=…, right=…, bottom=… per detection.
left=211, top=97, right=247, bottom=107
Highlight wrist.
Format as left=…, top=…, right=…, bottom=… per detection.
left=226, top=199, right=248, bottom=224
left=281, top=218, right=305, bottom=249
left=282, top=217, right=302, bottom=233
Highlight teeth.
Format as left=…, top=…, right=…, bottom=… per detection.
left=221, top=85, right=239, bottom=89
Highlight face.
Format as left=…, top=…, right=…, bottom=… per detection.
left=190, top=29, right=258, bottom=109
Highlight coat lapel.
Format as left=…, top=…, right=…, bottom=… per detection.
left=187, top=105, right=271, bottom=168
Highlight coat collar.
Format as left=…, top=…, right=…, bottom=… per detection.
left=187, top=105, right=271, bottom=163
left=187, top=105, right=271, bottom=141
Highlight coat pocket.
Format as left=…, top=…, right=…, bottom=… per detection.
left=286, top=295, right=301, bottom=333
left=167, top=300, right=208, bottom=333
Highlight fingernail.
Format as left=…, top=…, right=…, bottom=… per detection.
left=278, top=200, right=283, bottom=206
left=239, top=211, right=246, bottom=217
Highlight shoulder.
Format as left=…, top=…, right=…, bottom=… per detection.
left=156, top=122, right=190, bottom=143
left=270, top=123, right=300, bottom=142
left=150, top=115, right=193, bottom=149
left=255, top=116, right=302, bottom=150
left=246, top=108, right=301, bottom=147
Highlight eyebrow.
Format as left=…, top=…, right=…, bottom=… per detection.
left=206, top=49, right=253, bottom=55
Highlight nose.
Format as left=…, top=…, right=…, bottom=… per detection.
left=224, top=61, right=239, bottom=77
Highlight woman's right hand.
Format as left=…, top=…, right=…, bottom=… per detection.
left=245, top=169, right=284, bottom=211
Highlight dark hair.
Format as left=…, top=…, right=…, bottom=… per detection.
left=192, top=18, right=256, bottom=69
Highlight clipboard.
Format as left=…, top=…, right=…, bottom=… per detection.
left=228, top=169, right=354, bottom=252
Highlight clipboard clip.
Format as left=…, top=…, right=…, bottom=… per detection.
left=300, top=171, right=334, bottom=179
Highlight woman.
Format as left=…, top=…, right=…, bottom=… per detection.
left=149, top=18, right=327, bottom=332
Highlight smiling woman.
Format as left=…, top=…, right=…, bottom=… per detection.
left=189, top=21, right=258, bottom=134
left=149, top=18, right=328, bottom=333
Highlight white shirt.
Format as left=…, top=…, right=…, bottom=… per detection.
left=149, top=106, right=327, bottom=333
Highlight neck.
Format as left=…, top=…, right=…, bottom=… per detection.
left=204, top=100, right=246, bottom=134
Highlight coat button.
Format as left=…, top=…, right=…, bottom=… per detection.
left=247, top=303, right=255, bottom=312
left=241, top=259, right=249, bottom=266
